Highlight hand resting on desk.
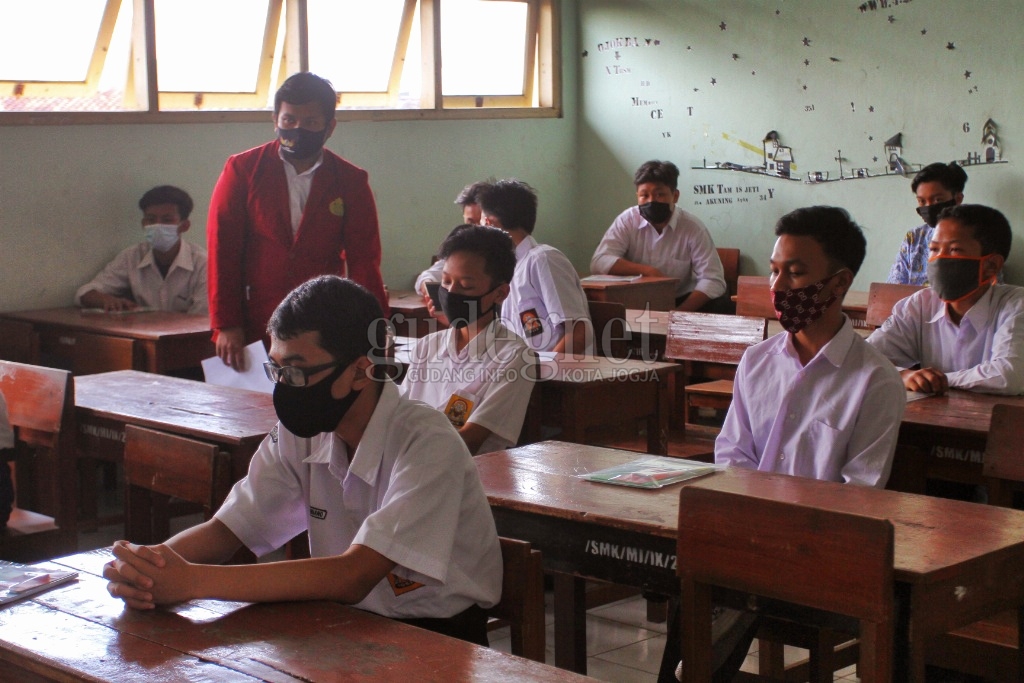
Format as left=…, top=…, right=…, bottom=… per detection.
left=900, top=366, right=949, bottom=395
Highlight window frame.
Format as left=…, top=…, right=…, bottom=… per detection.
left=0, top=0, right=561, bottom=125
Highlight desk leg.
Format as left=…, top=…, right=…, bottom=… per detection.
left=560, top=391, right=586, bottom=446
left=647, top=377, right=670, bottom=455
left=553, top=572, right=587, bottom=673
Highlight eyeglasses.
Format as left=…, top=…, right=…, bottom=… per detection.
left=263, top=360, right=342, bottom=387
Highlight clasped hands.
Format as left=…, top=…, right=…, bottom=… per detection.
left=103, top=540, right=193, bottom=609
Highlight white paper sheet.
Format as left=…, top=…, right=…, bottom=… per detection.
left=202, top=341, right=273, bottom=394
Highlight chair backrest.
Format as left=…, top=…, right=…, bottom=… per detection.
left=664, top=311, right=767, bottom=365
left=676, top=486, right=894, bottom=682
left=982, top=403, right=1024, bottom=507
left=865, top=282, right=923, bottom=329
left=0, top=360, right=77, bottom=562
left=588, top=300, right=629, bottom=358
left=488, top=537, right=546, bottom=662
left=0, top=319, right=40, bottom=365
left=735, top=275, right=774, bottom=319
left=716, top=247, right=741, bottom=299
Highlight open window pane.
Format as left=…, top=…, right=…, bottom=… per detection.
left=441, top=0, right=528, bottom=96
left=154, top=0, right=271, bottom=93
left=0, top=0, right=110, bottom=81
left=307, top=0, right=407, bottom=93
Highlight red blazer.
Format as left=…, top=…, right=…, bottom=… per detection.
left=207, top=141, right=388, bottom=343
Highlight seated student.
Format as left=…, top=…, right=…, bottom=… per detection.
left=590, top=160, right=727, bottom=312
left=415, top=181, right=493, bottom=299
left=76, top=185, right=207, bottom=314
left=103, top=275, right=502, bottom=645
left=0, top=391, right=13, bottom=529
left=869, top=204, right=1024, bottom=396
left=402, top=226, right=535, bottom=455
left=478, top=179, right=593, bottom=355
left=660, top=206, right=906, bottom=683
left=887, top=162, right=968, bottom=285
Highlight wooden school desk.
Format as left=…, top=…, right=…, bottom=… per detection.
left=581, top=275, right=678, bottom=311
left=0, top=549, right=593, bottom=683
left=388, top=289, right=439, bottom=338
left=525, top=354, right=683, bottom=455
left=75, top=370, right=278, bottom=526
left=734, top=276, right=870, bottom=326
left=891, top=389, right=1024, bottom=493
left=477, top=442, right=1024, bottom=680
left=0, top=306, right=214, bottom=375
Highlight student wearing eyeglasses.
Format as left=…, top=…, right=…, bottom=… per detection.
left=104, top=275, right=502, bottom=646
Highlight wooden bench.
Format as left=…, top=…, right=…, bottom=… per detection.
left=677, top=486, right=895, bottom=683
left=865, top=282, right=924, bottom=329
left=664, top=311, right=767, bottom=433
left=0, top=361, right=78, bottom=562
left=926, top=403, right=1024, bottom=680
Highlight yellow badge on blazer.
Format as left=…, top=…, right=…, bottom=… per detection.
left=444, top=394, right=474, bottom=428
left=329, top=197, right=345, bottom=217
left=387, top=572, right=424, bottom=596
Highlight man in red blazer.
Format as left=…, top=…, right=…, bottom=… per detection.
left=207, top=72, right=387, bottom=370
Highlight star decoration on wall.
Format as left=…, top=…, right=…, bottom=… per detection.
left=751, top=71, right=756, bottom=75
left=803, top=59, right=810, bottom=66
left=802, top=84, right=808, bottom=90
left=964, top=70, right=972, bottom=78
left=873, top=156, right=879, bottom=162
left=921, top=28, right=927, bottom=35
left=732, top=53, right=740, bottom=60
left=710, top=78, right=717, bottom=85
left=888, top=15, right=896, bottom=23
left=868, top=136, right=874, bottom=141
left=802, top=37, right=812, bottom=47
left=719, top=21, right=727, bottom=31
left=581, top=50, right=588, bottom=58
left=830, top=57, right=840, bottom=62
left=947, top=42, right=956, bottom=50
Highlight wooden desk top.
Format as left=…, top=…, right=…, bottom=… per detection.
left=477, top=442, right=1024, bottom=585
left=388, top=289, right=429, bottom=314
left=75, top=370, right=277, bottom=445
left=538, top=353, right=681, bottom=384
left=1, top=306, right=211, bottom=340
left=900, top=389, right=1024, bottom=437
left=0, top=549, right=591, bottom=683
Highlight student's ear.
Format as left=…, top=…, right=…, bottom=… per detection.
left=177, top=219, right=191, bottom=235
left=832, top=268, right=854, bottom=299
left=493, top=283, right=511, bottom=305
left=982, top=253, right=1005, bottom=280
left=671, top=189, right=681, bottom=204
left=954, top=192, right=965, bottom=205
left=349, top=356, right=376, bottom=391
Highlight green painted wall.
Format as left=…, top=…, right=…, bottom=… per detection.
left=576, top=0, right=1024, bottom=289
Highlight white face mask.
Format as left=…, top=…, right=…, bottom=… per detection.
left=144, top=223, right=181, bottom=253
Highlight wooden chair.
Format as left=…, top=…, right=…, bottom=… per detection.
left=0, top=319, right=40, bottom=365
left=677, top=486, right=895, bottom=683
left=926, top=403, right=1024, bottom=680
left=488, top=537, right=546, bottom=662
left=716, top=247, right=741, bottom=313
left=123, top=424, right=233, bottom=544
left=0, top=361, right=78, bottom=563
left=588, top=300, right=630, bottom=358
left=664, top=311, right=767, bottom=433
left=865, top=283, right=923, bottom=329
left=735, top=275, right=774, bottom=319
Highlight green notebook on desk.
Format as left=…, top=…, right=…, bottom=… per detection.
left=579, top=456, right=719, bottom=489
left=0, top=560, right=78, bottom=607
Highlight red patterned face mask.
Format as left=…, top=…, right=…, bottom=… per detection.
left=771, top=272, right=842, bottom=334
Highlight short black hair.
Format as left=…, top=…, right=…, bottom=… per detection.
left=774, top=206, right=867, bottom=275
left=438, top=225, right=517, bottom=287
left=634, top=160, right=680, bottom=191
left=477, top=179, right=538, bottom=234
left=911, top=162, right=968, bottom=195
left=139, top=185, right=194, bottom=220
left=938, top=204, right=1012, bottom=260
left=274, top=72, right=337, bottom=122
left=268, top=276, right=386, bottom=365
left=454, top=181, right=494, bottom=207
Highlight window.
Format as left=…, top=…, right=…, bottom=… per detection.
left=0, top=0, right=560, bottom=121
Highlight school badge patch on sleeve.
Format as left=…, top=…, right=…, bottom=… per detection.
left=444, top=394, right=474, bottom=427
left=387, top=572, right=425, bottom=596
left=520, top=308, right=544, bottom=338
left=329, top=197, right=345, bottom=217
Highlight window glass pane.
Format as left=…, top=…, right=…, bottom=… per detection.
left=0, top=0, right=110, bottom=81
left=441, top=0, right=527, bottom=96
left=307, top=0, right=406, bottom=93
left=396, top=1, right=422, bottom=108
left=154, top=0, right=270, bottom=92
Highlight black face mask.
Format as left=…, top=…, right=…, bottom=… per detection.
left=638, top=201, right=673, bottom=225
left=438, top=286, right=497, bottom=329
left=277, top=126, right=327, bottom=160
left=915, top=199, right=957, bottom=228
left=272, top=364, right=361, bottom=438
left=926, top=256, right=988, bottom=303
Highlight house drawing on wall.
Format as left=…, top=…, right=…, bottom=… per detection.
left=982, top=119, right=1001, bottom=163
left=883, top=133, right=907, bottom=174
left=763, top=131, right=793, bottom=178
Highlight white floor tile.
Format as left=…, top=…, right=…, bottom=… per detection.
left=592, top=632, right=666, bottom=675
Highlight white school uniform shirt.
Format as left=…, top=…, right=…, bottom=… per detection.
left=215, top=380, right=502, bottom=619
left=715, top=317, right=905, bottom=488
left=401, top=320, right=536, bottom=454
left=280, top=147, right=324, bottom=236
left=590, top=205, right=727, bottom=301
left=74, top=240, right=208, bottom=314
left=502, top=235, right=594, bottom=354
left=866, top=284, right=1024, bottom=396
